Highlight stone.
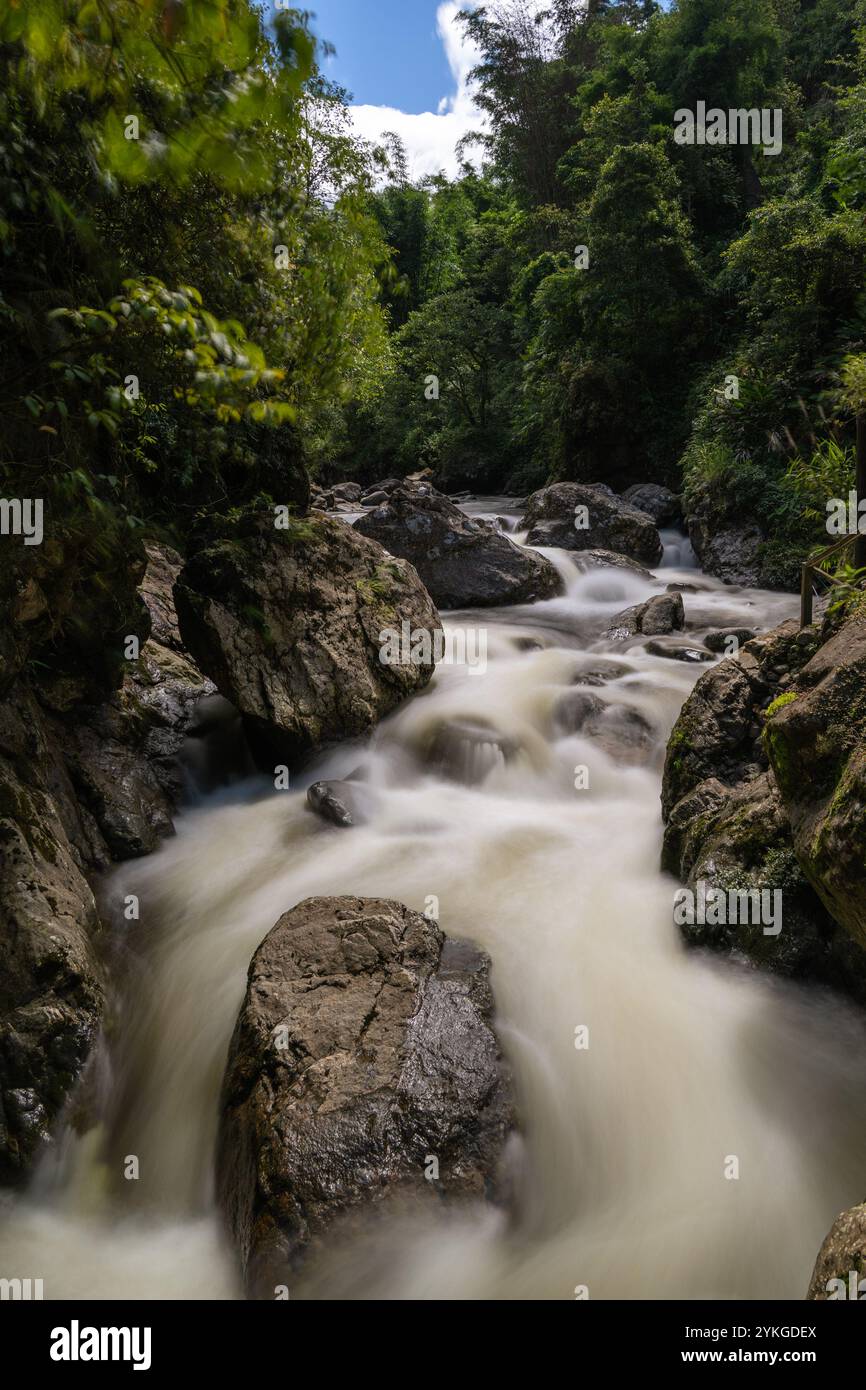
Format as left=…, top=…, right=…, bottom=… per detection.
left=216, top=896, right=516, bottom=1296
left=522, top=483, right=663, bottom=566
left=175, top=512, right=440, bottom=765
left=355, top=486, right=561, bottom=610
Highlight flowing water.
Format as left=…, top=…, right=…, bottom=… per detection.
left=3, top=507, right=866, bottom=1300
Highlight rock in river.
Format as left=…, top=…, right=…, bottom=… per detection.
left=175, top=512, right=440, bottom=765
left=355, top=486, right=561, bottom=609
left=522, top=483, right=663, bottom=566
left=216, top=896, right=516, bottom=1296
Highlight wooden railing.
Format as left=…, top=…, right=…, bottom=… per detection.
left=800, top=534, right=858, bottom=627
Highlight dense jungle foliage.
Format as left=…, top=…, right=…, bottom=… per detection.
left=3, top=0, right=866, bottom=666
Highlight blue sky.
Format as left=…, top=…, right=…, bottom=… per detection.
left=276, top=1, right=488, bottom=178
left=308, top=0, right=459, bottom=112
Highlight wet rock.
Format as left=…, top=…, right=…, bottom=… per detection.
left=554, top=690, right=605, bottom=735
left=0, top=547, right=213, bottom=1180
left=704, top=628, right=756, bottom=654
left=572, top=549, right=652, bottom=578
left=571, top=658, right=634, bottom=687
left=332, top=482, right=362, bottom=504
left=764, top=614, right=866, bottom=953
left=688, top=517, right=763, bottom=588
left=661, top=621, right=820, bottom=821
left=306, top=780, right=375, bottom=828
left=645, top=641, right=713, bottom=663
left=355, top=487, right=561, bottom=610
left=0, top=689, right=106, bottom=1184
left=663, top=770, right=866, bottom=1000
left=175, top=512, right=440, bottom=765
left=554, top=691, right=655, bottom=763
left=661, top=617, right=866, bottom=1002
left=522, top=483, right=663, bottom=566
left=55, top=544, right=215, bottom=858
left=621, top=483, right=681, bottom=526
left=591, top=704, right=657, bottom=764
left=361, top=489, right=389, bottom=508
left=609, top=592, right=685, bottom=639
left=808, top=1204, right=866, bottom=1299
left=216, top=896, right=516, bottom=1296
left=425, top=719, right=519, bottom=784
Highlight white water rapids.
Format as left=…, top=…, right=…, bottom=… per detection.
left=3, top=503, right=866, bottom=1300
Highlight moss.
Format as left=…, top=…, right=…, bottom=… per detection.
left=764, top=691, right=798, bottom=720
left=239, top=604, right=275, bottom=648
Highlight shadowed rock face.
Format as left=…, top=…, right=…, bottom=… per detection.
left=621, top=483, right=681, bottom=527
left=807, top=1203, right=866, bottom=1299
left=0, top=543, right=214, bottom=1181
left=764, top=615, right=866, bottom=954
left=688, top=517, right=763, bottom=588
left=355, top=486, right=562, bottom=609
left=661, top=617, right=866, bottom=1004
left=0, top=687, right=105, bottom=1183
left=522, top=483, right=663, bottom=566
left=216, top=896, right=516, bottom=1297
left=175, top=513, right=441, bottom=765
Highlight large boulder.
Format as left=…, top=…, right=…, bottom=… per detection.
left=661, top=617, right=866, bottom=1002
left=764, top=614, right=866, bottom=953
left=217, top=896, right=516, bottom=1297
left=355, top=487, right=561, bottom=609
left=606, top=592, right=684, bottom=640
left=522, top=483, right=663, bottom=566
left=175, top=512, right=440, bottom=764
left=688, top=516, right=763, bottom=588
left=621, top=483, right=681, bottom=526
left=661, top=621, right=819, bottom=821
left=807, top=1204, right=866, bottom=1300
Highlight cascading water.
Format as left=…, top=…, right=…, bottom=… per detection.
left=3, top=510, right=866, bottom=1301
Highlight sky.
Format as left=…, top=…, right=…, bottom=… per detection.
left=301, top=0, right=487, bottom=179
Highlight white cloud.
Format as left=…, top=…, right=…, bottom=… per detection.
left=349, top=2, right=485, bottom=181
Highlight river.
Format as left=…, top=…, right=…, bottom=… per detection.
left=3, top=504, right=866, bottom=1300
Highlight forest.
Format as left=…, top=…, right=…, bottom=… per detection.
left=4, top=0, right=866, bottom=656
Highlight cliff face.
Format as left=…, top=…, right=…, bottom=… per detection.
left=0, top=541, right=211, bottom=1181
left=661, top=616, right=866, bottom=1003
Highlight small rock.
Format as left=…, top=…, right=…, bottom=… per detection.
left=645, top=641, right=712, bottom=663
left=704, top=628, right=757, bottom=654
left=607, top=592, right=685, bottom=639
left=306, top=780, right=373, bottom=828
